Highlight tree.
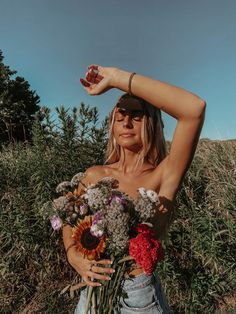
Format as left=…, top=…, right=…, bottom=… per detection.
left=0, top=50, right=40, bottom=145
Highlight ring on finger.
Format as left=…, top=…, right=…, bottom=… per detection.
left=89, top=262, right=97, bottom=272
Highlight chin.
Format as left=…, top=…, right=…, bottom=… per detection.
left=118, top=140, right=142, bottom=151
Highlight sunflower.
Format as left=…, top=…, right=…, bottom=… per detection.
left=72, top=215, right=106, bottom=260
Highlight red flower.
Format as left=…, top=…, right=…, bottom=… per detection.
left=129, top=224, right=164, bottom=275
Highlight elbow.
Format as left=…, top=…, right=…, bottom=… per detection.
left=195, top=98, right=206, bottom=119
left=182, top=99, right=206, bottom=121
left=200, top=99, right=207, bottom=111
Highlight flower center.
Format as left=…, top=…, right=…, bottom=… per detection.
left=81, top=228, right=100, bottom=250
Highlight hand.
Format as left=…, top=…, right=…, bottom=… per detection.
left=67, top=246, right=115, bottom=287
left=80, top=65, right=118, bottom=96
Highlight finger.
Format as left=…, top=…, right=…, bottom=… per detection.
left=87, top=68, right=103, bottom=82
left=92, top=265, right=115, bottom=275
left=85, top=70, right=100, bottom=84
left=95, top=72, right=104, bottom=82
left=92, top=259, right=113, bottom=265
left=88, top=79, right=109, bottom=95
left=88, top=64, right=98, bottom=70
left=88, top=64, right=99, bottom=70
left=82, top=78, right=109, bottom=96
left=80, top=78, right=90, bottom=87
left=88, top=271, right=111, bottom=281
left=84, top=278, right=102, bottom=287
left=87, top=281, right=102, bottom=287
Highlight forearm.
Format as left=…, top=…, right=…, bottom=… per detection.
left=113, top=69, right=206, bottom=120
left=63, top=224, right=75, bottom=250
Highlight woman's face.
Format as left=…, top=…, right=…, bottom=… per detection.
left=113, top=104, right=144, bottom=151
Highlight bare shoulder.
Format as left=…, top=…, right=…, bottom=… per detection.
left=83, top=165, right=107, bottom=185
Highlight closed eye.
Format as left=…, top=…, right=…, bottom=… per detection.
left=115, top=112, right=125, bottom=122
left=115, top=111, right=143, bottom=122
left=132, top=116, right=143, bottom=122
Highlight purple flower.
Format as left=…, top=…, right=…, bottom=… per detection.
left=90, top=211, right=104, bottom=237
left=50, top=215, right=63, bottom=231
left=109, top=193, right=126, bottom=206
left=79, top=204, right=88, bottom=215
left=93, top=211, right=103, bottom=223
left=90, top=224, right=104, bottom=237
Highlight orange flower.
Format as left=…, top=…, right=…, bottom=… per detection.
left=72, top=216, right=106, bottom=260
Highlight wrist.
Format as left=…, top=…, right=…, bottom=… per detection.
left=112, top=68, right=131, bottom=92
left=66, top=243, right=76, bottom=256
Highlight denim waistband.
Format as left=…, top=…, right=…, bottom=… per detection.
left=122, top=272, right=155, bottom=291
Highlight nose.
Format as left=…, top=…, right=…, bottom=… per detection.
left=123, top=115, right=133, bottom=128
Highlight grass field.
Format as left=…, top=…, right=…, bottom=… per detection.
left=1, top=135, right=235, bottom=313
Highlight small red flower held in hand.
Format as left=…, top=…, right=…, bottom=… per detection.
left=129, top=224, right=164, bottom=275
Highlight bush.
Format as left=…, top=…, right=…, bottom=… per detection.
left=0, top=104, right=108, bottom=313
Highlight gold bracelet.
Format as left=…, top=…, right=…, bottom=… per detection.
left=128, top=72, right=136, bottom=96
left=66, top=243, right=76, bottom=255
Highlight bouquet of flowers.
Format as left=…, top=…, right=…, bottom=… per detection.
left=46, top=173, right=164, bottom=313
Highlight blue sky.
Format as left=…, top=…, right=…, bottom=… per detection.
left=1, top=0, right=235, bottom=140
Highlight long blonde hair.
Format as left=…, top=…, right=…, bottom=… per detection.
left=105, top=93, right=166, bottom=168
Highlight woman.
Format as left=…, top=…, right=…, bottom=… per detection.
left=63, top=65, right=206, bottom=313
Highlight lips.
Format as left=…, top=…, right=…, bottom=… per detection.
left=120, top=133, right=135, bottom=138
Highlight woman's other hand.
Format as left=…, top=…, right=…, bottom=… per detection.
left=80, top=65, right=118, bottom=95
left=67, top=246, right=115, bottom=287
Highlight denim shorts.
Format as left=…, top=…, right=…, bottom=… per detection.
left=74, top=272, right=171, bottom=314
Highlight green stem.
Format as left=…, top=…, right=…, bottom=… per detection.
left=108, top=261, right=126, bottom=314
left=92, top=289, right=97, bottom=314
left=98, top=256, right=134, bottom=313
left=104, top=262, right=120, bottom=310
left=102, top=277, right=112, bottom=311
left=117, top=255, right=134, bottom=264
left=84, top=286, right=93, bottom=314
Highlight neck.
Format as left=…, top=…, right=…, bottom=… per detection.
left=116, top=147, right=143, bottom=174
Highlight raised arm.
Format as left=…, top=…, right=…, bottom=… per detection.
left=122, top=70, right=206, bottom=199
left=81, top=66, right=206, bottom=200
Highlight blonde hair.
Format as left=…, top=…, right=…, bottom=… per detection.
left=105, top=93, right=166, bottom=168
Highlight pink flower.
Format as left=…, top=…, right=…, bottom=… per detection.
left=129, top=224, right=164, bottom=275
left=50, top=215, right=63, bottom=231
left=90, top=224, right=104, bottom=237
left=79, top=204, right=88, bottom=215
left=90, top=211, right=104, bottom=237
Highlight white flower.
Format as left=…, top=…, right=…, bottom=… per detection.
left=83, top=187, right=106, bottom=209
left=53, top=196, right=66, bottom=210
left=138, top=187, right=147, bottom=198
left=146, top=189, right=159, bottom=203
left=55, top=181, right=71, bottom=194
left=98, top=177, right=119, bottom=188
left=71, top=172, right=85, bottom=186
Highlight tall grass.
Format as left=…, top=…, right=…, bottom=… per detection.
left=158, top=140, right=236, bottom=313
left=0, top=106, right=235, bottom=313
